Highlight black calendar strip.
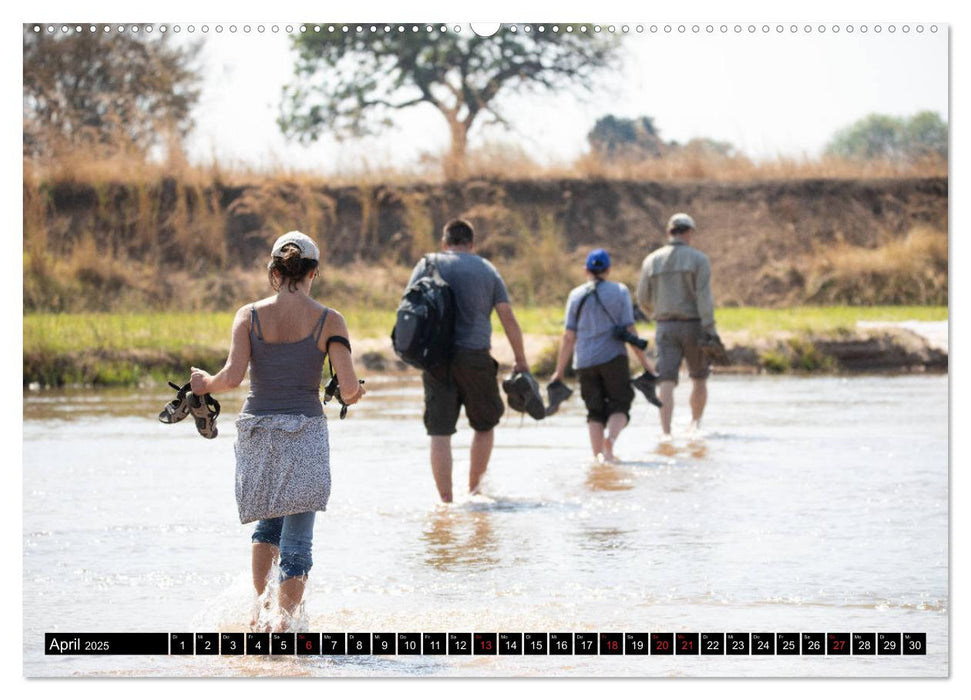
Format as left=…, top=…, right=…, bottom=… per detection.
left=44, top=632, right=927, bottom=656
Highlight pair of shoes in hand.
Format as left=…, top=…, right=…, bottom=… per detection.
left=158, top=381, right=220, bottom=439
left=545, top=371, right=663, bottom=415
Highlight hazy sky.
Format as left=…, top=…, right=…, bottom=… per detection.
left=181, top=23, right=948, bottom=172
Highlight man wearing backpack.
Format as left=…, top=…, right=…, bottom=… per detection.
left=404, top=218, right=530, bottom=503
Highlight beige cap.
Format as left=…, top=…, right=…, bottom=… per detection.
left=667, top=213, right=696, bottom=232
left=271, top=230, right=320, bottom=261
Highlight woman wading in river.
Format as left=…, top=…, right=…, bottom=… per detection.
left=189, top=231, right=365, bottom=631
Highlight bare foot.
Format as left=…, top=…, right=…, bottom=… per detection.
left=655, top=436, right=678, bottom=457
left=250, top=597, right=272, bottom=632
left=603, top=436, right=616, bottom=462
left=271, top=618, right=291, bottom=633
left=272, top=602, right=306, bottom=633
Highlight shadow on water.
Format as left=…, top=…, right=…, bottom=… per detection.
left=419, top=507, right=499, bottom=571
left=653, top=439, right=709, bottom=460
left=585, top=459, right=635, bottom=492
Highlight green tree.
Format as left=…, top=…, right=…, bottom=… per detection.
left=280, top=26, right=620, bottom=179
left=23, top=25, right=201, bottom=159
left=588, top=115, right=664, bottom=159
left=825, top=111, right=947, bottom=162
left=903, top=111, right=948, bottom=160
left=588, top=115, right=738, bottom=161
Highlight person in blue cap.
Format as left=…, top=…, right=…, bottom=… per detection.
left=548, top=248, right=658, bottom=462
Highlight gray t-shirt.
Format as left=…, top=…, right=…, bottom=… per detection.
left=408, top=251, right=510, bottom=351
left=564, top=280, right=635, bottom=370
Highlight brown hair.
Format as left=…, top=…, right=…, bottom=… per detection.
left=442, top=218, right=475, bottom=246
left=268, top=243, right=319, bottom=292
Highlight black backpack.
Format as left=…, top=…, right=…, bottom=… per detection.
left=391, top=254, right=456, bottom=370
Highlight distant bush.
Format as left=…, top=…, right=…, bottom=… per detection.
left=825, top=111, right=947, bottom=163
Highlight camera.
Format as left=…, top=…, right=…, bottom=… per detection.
left=613, top=325, right=648, bottom=350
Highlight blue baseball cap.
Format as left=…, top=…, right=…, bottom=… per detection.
left=585, top=248, right=611, bottom=272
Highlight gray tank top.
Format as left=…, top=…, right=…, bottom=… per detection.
left=241, top=306, right=328, bottom=417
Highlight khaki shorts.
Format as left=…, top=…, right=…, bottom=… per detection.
left=577, top=354, right=634, bottom=425
left=655, top=320, right=711, bottom=384
left=422, top=349, right=505, bottom=436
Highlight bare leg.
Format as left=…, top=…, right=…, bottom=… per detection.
left=277, top=576, right=307, bottom=631
left=587, top=421, right=606, bottom=458
left=250, top=543, right=279, bottom=629
left=469, top=429, right=494, bottom=494
left=252, top=543, right=278, bottom=595
left=430, top=435, right=454, bottom=503
left=658, top=381, right=676, bottom=436
left=689, top=378, right=708, bottom=430
left=603, top=412, right=629, bottom=460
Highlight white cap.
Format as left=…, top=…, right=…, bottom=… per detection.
left=271, top=230, right=320, bottom=261
left=667, top=213, right=696, bottom=232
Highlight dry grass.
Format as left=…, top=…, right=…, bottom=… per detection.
left=803, top=226, right=947, bottom=305
left=23, top=146, right=948, bottom=314
left=25, top=143, right=947, bottom=190
left=565, top=151, right=947, bottom=182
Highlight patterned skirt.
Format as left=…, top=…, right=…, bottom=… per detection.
left=234, top=413, right=331, bottom=524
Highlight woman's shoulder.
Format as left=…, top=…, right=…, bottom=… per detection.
left=321, top=305, right=346, bottom=327
left=246, top=296, right=277, bottom=312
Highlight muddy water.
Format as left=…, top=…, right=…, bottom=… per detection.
left=23, top=374, right=947, bottom=677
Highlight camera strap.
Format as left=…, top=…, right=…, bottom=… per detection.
left=576, top=279, right=620, bottom=327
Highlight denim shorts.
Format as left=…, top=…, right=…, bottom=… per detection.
left=251, top=511, right=316, bottom=581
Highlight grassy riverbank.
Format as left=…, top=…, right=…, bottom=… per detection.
left=23, top=306, right=947, bottom=387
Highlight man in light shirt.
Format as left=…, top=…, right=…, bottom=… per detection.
left=637, top=213, right=719, bottom=437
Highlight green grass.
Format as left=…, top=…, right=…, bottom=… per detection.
left=23, top=305, right=947, bottom=386
left=497, top=304, right=947, bottom=336
left=24, top=312, right=240, bottom=355
left=710, top=305, right=947, bottom=334
left=25, top=305, right=947, bottom=356
left=22, top=309, right=403, bottom=356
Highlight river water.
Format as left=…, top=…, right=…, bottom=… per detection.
left=22, top=374, right=948, bottom=677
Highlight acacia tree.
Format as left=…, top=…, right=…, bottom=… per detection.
left=23, top=26, right=201, bottom=159
left=279, top=26, right=620, bottom=179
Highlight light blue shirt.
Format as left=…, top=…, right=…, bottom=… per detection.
left=564, top=280, right=635, bottom=370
